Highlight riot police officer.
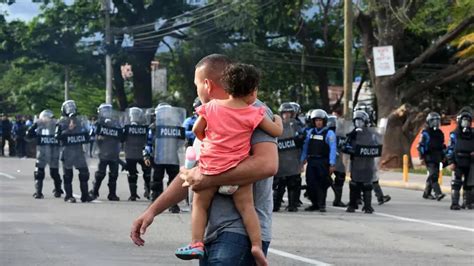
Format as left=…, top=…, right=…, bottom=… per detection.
left=300, top=109, right=337, bottom=212
left=55, top=100, right=92, bottom=203
left=327, top=115, right=346, bottom=207
left=123, top=107, right=151, bottom=201
left=418, top=112, right=446, bottom=201
left=447, top=108, right=474, bottom=210
left=143, top=103, right=186, bottom=213
left=89, top=103, right=123, bottom=201
left=182, top=97, right=201, bottom=147
left=354, top=103, right=390, bottom=205
left=27, top=110, right=62, bottom=199
left=273, top=103, right=303, bottom=212
left=342, top=110, right=383, bottom=213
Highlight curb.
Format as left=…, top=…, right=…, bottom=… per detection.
left=379, top=180, right=451, bottom=194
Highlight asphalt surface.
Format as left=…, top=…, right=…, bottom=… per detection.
left=1, top=156, right=473, bottom=266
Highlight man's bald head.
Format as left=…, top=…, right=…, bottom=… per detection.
left=195, top=54, right=233, bottom=88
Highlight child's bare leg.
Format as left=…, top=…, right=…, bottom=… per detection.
left=233, top=184, right=268, bottom=266
left=191, top=186, right=218, bottom=243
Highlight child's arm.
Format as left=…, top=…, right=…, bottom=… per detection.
left=258, top=114, right=283, bottom=137
left=192, top=116, right=207, bottom=141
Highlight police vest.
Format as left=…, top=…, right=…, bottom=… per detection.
left=426, top=129, right=444, bottom=152
left=307, top=128, right=329, bottom=158
left=454, top=129, right=474, bottom=167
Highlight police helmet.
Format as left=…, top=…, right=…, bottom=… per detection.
left=156, top=102, right=171, bottom=109
left=456, top=107, right=472, bottom=130
left=279, top=102, right=295, bottom=114
left=426, top=112, right=441, bottom=129
left=97, top=103, right=113, bottom=119
left=327, top=115, right=337, bottom=130
left=39, top=109, right=54, bottom=121
left=128, top=107, right=143, bottom=124
left=192, top=97, right=202, bottom=109
left=61, top=100, right=77, bottom=117
left=289, top=102, right=301, bottom=114
left=310, top=109, right=328, bottom=124
left=353, top=110, right=369, bottom=128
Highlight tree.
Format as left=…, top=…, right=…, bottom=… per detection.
left=355, top=0, right=474, bottom=168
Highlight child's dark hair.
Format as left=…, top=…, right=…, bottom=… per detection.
left=221, top=63, right=260, bottom=98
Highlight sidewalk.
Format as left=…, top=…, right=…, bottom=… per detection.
left=378, top=170, right=452, bottom=193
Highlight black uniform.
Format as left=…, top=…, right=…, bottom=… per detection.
left=418, top=128, right=446, bottom=200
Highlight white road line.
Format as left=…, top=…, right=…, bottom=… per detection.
left=374, top=212, right=474, bottom=233
left=0, top=172, right=16, bottom=179
left=268, top=248, right=332, bottom=266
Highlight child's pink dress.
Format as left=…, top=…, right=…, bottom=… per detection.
left=196, top=99, right=266, bottom=175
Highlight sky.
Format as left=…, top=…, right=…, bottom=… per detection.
left=0, top=1, right=42, bottom=21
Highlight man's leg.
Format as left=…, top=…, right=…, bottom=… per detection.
left=373, top=180, right=391, bottom=205
left=423, top=175, right=434, bottom=199
left=33, top=167, right=45, bottom=199
left=428, top=163, right=445, bottom=201
left=63, top=168, right=76, bottom=203
left=201, top=232, right=270, bottom=266
left=165, top=164, right=181, bottom=212
left=305, top=164, right=319, bottom=211
left=150, top=163, right=165, bottom=201
left=107, top=161, right=120, bottom=201
left=90, top=160, right=107, bottom=199
left=139, top=159, right=152, bottom=199
left=286, top=174, right=301, bottom=212
left=346, top=180, right=360, bottom=212
left=362, top=182, right=374, bottom=214
left=451, top=167, right=463, bottom=210
left=314, top=161, right=330, bottom=212
left=50, top=167, right=63, bottom=198
left=78, top=167, right=93, bottom=202
left=127, top=159, right=139, bottom=201
left=272, top=176, right=286, bottom=212
left=332, top=171, right=346, bottom=207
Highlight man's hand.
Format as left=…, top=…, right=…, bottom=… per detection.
left=130, top=211, right=155, bottom=246
left=179, top=166, right=209, bottom=191
left=144, top=159, right=151, bottom=167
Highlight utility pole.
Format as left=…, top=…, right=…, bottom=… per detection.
left=103, top=0, right=113, bottom=104
left=64, top=66, right=69, bottom=101
left=343, top=0, right=353, bottom=118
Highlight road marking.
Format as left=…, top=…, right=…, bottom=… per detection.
left=374, top=212, right=474, bottom=233
left=268, top=248, right=331, bottom=265
left=0, top=172, right=16, bottom=179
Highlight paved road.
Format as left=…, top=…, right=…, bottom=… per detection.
left=1, top=157, right=473, bottom=265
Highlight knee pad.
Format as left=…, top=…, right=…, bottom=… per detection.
left=35, top=168, right=45, bottom=180
left=95, top=170, right=106, bottom=179
left=451, top=179, right=463, bottom=190
left=362, top=182, right=373, bottom=192
left=128, top=174, right=138, bottom=183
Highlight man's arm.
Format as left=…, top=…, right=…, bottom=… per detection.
left=130, top=175, right=188, bottom=246
left=183, top=141, right=278, bottom=191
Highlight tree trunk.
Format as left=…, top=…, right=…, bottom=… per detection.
left=113, top=63, right=128, bottom=111
left=132, top=52, right=154, bottom=108
left=316, top=68, right=330, bottom=111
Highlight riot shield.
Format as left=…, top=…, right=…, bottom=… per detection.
left=335, top=119, right=352, bottom=173
left=93, top=110, right=123, bottom=161
left=123, top=108, right=148, bottom=160
left=145, top=108, right=155, bottom=126
left=154, top=106, right=186, bottom=165
left=350, top=127, right=383, bottom=183
left=276, top=119, right=302, bottom=177
left=35, top=118, right=60, bottom=168
left=57, top=115, right=90, bottom=169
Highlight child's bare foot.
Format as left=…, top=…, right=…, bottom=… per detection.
left=251, top=246, right=268, bottom=266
